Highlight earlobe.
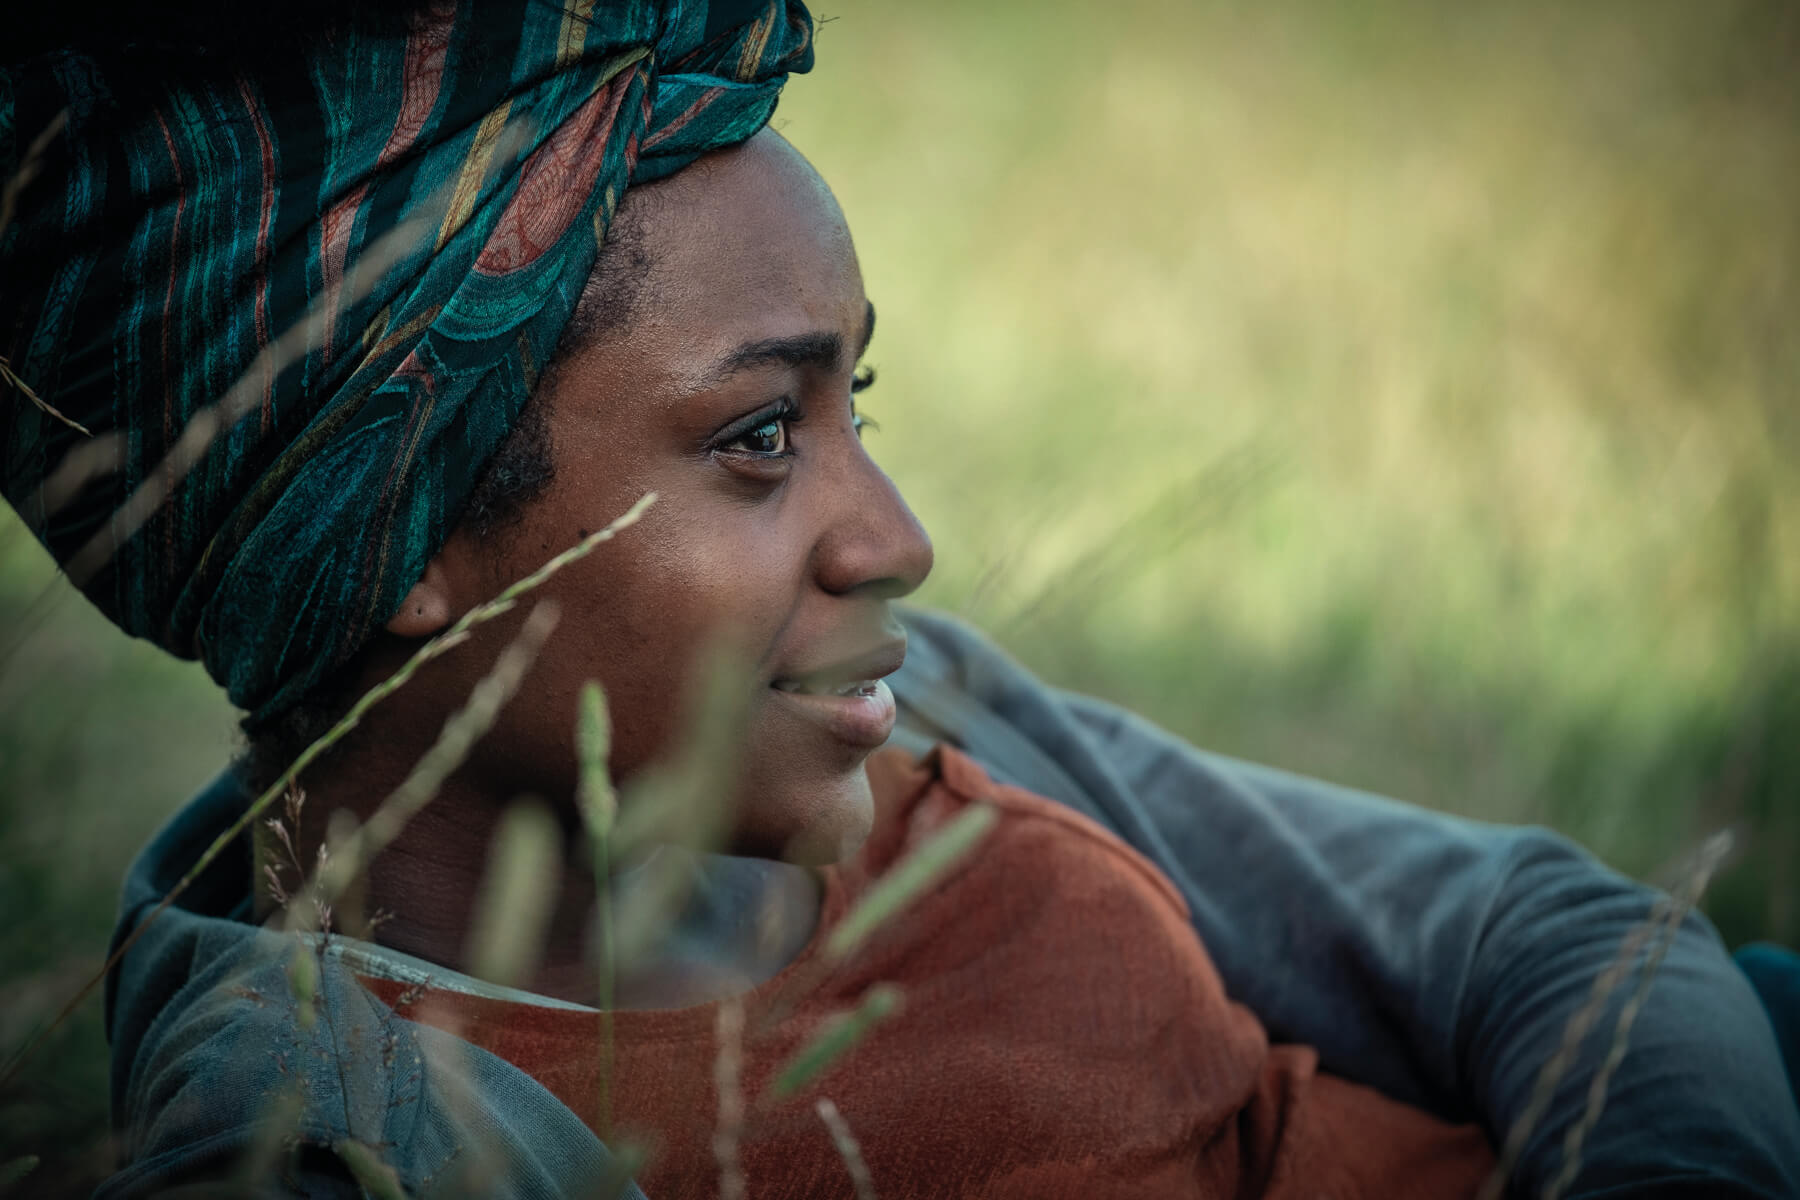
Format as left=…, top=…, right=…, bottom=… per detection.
left=385, top=559, right=458, bottom=637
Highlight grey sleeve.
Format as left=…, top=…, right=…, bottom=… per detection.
left=891, top=606, right=1800, bottom=1199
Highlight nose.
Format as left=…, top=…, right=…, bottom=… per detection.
left=811, top=443, right=934, bottom=601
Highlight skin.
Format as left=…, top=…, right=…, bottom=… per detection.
left=272, top=129, right=933, bottom=1006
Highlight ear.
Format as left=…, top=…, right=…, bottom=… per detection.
left=385, top=558, right=458, bottom=637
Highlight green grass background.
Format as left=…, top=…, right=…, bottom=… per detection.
left=3, top=0, right=1797, bottom=1190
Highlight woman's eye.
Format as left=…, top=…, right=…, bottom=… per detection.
left=850, top=365, right=879, bottom=439
left=726, top=417, right=788, bottom=455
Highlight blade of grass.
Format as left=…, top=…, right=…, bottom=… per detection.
left=332, top=1139, right=409, bottom=1200
left=769, top=984, right=903, bottom=1101
left=608, top=639, right=755, bottom=861
left=601, top=640, right=760, bottom=991
left=594, top=1140, right=651, bottom=1200
left=576, top=680, right=618, bottom=1135
left=578, top=681, right=617, bottom=841
left=285, top=940, right=317, bottom=1031
left=234, top=1085, right=306, bottom=1191
left=608, top=847, right=700, bottom=980
left=826, top=804, right=997, bottom=962
left=0, top=1155, right=40, bottom=1192
left=465, top=800, right=562, bottom=990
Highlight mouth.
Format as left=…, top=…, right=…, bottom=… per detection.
left=771, top=677, right=888, bottom=698
left=768, top=638, right=906, bottom=750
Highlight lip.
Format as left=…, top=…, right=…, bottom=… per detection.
left=769, top=637, right=906, bottom=750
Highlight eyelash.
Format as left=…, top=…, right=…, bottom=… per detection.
left=717, top=366, right=881, bottom=457
left=852, top=365, right=879, bottom=436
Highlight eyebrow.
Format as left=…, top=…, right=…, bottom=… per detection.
left=696, top=301, right=877, bottom=388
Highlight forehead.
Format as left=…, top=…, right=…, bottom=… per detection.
left=619, top=129, right=865, bottom=358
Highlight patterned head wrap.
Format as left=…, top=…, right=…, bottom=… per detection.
left=0, top=1, right=813, bottom=726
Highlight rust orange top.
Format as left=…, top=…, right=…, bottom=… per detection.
left=362, top=745, right=1494, bottom=1199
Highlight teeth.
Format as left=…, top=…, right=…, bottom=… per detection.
left=775, top=679, right=873, bottom=697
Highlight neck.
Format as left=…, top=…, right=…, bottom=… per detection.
left=252, top=740, right=822, bottom=1009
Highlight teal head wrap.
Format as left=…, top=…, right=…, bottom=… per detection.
left=0, top=1, right=813, bottom=726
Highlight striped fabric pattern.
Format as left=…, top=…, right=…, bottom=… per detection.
left=0, top=1, right=813, bottom=724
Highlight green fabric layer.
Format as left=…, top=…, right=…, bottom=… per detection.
left=0, top=1, right=813, bottom=724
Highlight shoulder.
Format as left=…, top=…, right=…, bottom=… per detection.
left=859, top=743, right=1190, bottom=922
left=105, top=926, right=629, bottom=1198
left=105, top=928, right=427, bottom=1196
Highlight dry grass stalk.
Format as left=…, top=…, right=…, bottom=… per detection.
left=297, top=602, right=561, bottom=931
left=1540, top=830, right=1734, bottom=1200
left=0, top=110, right=68, bottom=237
left=0, top=492, right=655, bottom=1090
left=0, top=357, right=90, bottom=437
left=1476, top=829, right=1736, bottom=1200
left=1474, top=916, right=1660, bottom=1198
left=713, top=997, right=746, bottom=1200
left=0, top=436, right=123, bottom=673
left=1, top=113, right=90, bottom=439
left=263, top=782, right=335, bottom=932
left=815, top=1098, right=877, bottom=1200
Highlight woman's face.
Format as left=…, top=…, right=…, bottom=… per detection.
left=413, top=129, right=932, bottom=864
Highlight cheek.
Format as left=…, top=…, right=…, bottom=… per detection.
left=555, top=508, right=807, bottom=780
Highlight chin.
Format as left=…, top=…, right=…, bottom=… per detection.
left=737, top=764, right=876, bottom=865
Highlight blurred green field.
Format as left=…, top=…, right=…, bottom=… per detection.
left=3, top=0, right=1797, bottom=1191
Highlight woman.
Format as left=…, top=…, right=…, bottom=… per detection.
left=3, top=2, right=1796, bottom=1197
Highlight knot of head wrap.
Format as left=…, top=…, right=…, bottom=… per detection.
left=0, top=0, right=813, bottom=726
